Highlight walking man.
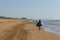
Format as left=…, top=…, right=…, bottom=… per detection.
left=36, top=20, right=43, bottom=31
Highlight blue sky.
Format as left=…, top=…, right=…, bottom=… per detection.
left=0, top=0, right=60, bottom=20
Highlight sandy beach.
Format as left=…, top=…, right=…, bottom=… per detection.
left=0, top=19, right=60, bottom=40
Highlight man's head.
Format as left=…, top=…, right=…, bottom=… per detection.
left=39, top=20, right=41, bottom=22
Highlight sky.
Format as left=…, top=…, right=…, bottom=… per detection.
left=0, top=0, right=60, bottom=20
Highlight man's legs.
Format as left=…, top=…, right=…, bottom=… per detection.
left=39, top=26, right=40, bottom=31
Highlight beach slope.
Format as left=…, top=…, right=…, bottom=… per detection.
left=0, top=19, right=60, bottom=40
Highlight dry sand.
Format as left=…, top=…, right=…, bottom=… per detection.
left=0, top=19, right=60, bottom=40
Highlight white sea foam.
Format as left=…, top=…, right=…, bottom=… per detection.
left=43, top=22, right=60, bottom=35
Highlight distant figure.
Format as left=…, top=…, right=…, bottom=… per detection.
left=35, top=20, right=37, bottom=23
left=36, top=20, right=43, bottom=31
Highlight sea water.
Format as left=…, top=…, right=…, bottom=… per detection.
left=43, top=20, right=60, bottom=35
